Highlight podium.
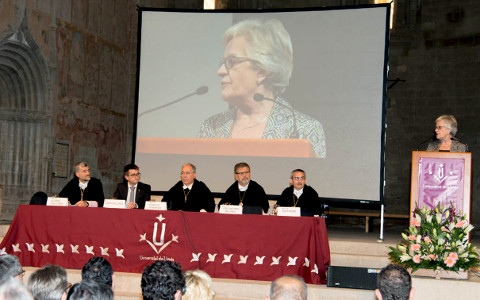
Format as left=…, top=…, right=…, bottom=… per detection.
left=136, top=137, right=317, bottom=158
left=410, top=151, right=471, bottom=222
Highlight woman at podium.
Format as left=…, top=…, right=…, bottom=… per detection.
left=427, top=115, right=467, bottom=152
left=198, top=18, right=326, bottom=158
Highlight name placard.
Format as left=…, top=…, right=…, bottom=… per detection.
left=46, top=197, right=69, bottom=207
left=219, top=205, right=243, bottom=214
left=277, top=207, right=301, bottom=217
left=104, top=199, right=126, bottom=209
left=144, top=201, right=167, bottom=211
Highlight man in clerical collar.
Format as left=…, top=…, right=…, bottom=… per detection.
left=113, top=164, right=151, bottom=209
left=59, top=161, right=105, bottom=207
left=162, top=163, right=215, bottom=212
left=218, top=162, right=270, bottom=213
left=276, top=169, right=322, bottom=216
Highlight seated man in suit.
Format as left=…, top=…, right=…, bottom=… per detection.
left=276, top=169, right=323, bottom=216
left=113, top=164, right=151, bottom=209
left=218, top=162, right=269, bottom=214
left=59, top=161, right=105, bottom=207
left=163, top=163, right=215, bottom=212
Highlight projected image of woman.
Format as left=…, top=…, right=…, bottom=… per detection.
left=198, top=19, right=326, bottom=158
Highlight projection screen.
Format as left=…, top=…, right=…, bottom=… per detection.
left=134, top=5, right=389, bottom=204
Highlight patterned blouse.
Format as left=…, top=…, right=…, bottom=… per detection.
left=426, top=139, right=467, bottom=152
left=198, top=98, right=326, bottom=158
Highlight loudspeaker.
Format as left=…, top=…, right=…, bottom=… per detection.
left=327, top=266, right=381, bottom=290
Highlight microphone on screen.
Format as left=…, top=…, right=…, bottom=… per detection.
left=138, top=85, right=209, bottom=118
left=253, top=93, right=299, bottom=138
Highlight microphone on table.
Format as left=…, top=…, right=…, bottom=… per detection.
left=253, top=93, right=299, bottom=138
left=138, top=85, right=209, bottom=118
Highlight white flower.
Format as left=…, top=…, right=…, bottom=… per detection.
left=426, top=215, right=433, bottom=223
left=400, top=254, right=411, bottom=262
left=436, top=213, right=442, bottom=224
left=465, top=225, right=474, bottom=234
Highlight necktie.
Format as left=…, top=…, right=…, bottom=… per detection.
left=128, top=186, right=135, bottom=207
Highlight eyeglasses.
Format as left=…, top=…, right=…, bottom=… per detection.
left=293, top=176, right=305, bottom=180
left=181, top=172, right=194, bottom=175
left=219, top=56, right=256, bottom=70
left=435, top=126, right=447, bottom=130
left=17, top=269, right=25, bottom=276
left=129, top=173, right=141, bottom=177
left=235, top=171, right=250, bottom=176
left=182, top=285, right=187, bottom=294
left=65, top=283, right=72, bottom=293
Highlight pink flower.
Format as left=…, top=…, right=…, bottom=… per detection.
left=413, top=254, right=421, bottom=264
left=448, top=252, right=458, bottom=260
left=424, top=236, right=432, bottom=244
left=455, top=220, right=465, bottom=228
left=408, top=235, right=417, bottom=241
left=441, top=226, right=449, bottom=232
left=445, top=256, right=457, bottom=267
left=428, top=254, right=437, bottom=260
left=410, top=244, right=421, bottom=252
left=411, top=219, right=420, bottom=227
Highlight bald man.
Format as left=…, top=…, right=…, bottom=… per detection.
left=266, top=275, right=307, bottom=300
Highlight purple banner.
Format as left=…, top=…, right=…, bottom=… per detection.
left=417, top=157, right=464, bottom=212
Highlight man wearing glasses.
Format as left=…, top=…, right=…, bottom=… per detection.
left=113, top=163, right=151, bottom=209
left=218, top=162, right=270, bottom=214
left=162, top=163, right=215, bottom=212
left=0, top=254, right=24, bottom=283
left=276, top=169, right=322, bottom=216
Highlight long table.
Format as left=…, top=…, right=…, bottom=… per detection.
left=0, top=206, right=330, bottom=284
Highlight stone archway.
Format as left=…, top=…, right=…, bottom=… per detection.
left=0, top=13, right=52, bottom=221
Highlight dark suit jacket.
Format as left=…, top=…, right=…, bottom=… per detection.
left=113, top=181, right=151, bottom=209
left=218, top=180, right=270, bottom=213
left=59, top=177, right=105, bottom=207
left=162, top=179, right=215, bottom=212
left=277, top=185, right=322, bottom=216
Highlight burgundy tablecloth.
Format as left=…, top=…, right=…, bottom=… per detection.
left=0, top=205, right=330, bottom=284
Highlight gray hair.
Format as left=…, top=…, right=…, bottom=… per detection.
left=0, top=277, right=33, bottom=300
left=290, top=169, right=306, bottom=179
left=73, top=162, right=89, bottom=174
left=0, top=255, right=23, bottom=284
left=27, top=264, right=68, bottom=300
left=269, top=275, right=307, bottom=300
left=182, top=163, right=196, bottom=173
left=436, top=115, right=458, bottom=136
left=223, top=18, right=293, bottom=96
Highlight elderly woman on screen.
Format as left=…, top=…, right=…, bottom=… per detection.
left=198, top=18, right=326, bottom=158
left=426, top=115, right=467, bottom=152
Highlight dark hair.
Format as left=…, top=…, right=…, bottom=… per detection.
left=141, top=260, right=185, bottom=300
left=30, top=191, right=48, bottom=205
left=377, top=264, right=411, bottom=300
left=269, top=275, right=307, bottom=300
left=234, top=162, right=250, bottom=173
left=28, top=264, right=68, bottom=300
left=123, top=163, right=139, bottom=175
left=81, top=257, right=114, bottom=287
left=67, top=280, right=113, bottom=300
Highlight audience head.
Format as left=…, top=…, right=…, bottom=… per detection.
left=183, top=269, right=215, bottom=300
left=0, top=255, right=24, bottom=283
left=27, top=264, right=68, bottom=300
left=81, top=257, right=114, bottom=288
left=234, top=162, right=251, bottom=187
left=66, top=280, right=112, bottom=300
left=141, top=260, right=185, bottom=300
left=375, top=264, right=414, bottom=300
left=29, top=191, right=48, bottom=205
left=267, top=275, right=307, bottom=300
left=0, top=277, right=33, bottom=300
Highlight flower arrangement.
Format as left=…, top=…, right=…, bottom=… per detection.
left=388, top=203, right=480, bottom=273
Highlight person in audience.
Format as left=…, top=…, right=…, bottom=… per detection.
left=183, top=269, right=215, bottom=300
left=113, top=163, right=151, bottom=209
left=0, top=255, right=24, bottom=283
left=67, top=280, right=112, bottom=300
left=266, top=275, right=307, bottom=300
left=0, top=277, right=33, bottom=300
left=27, top=264, right=69, bottom=300
left=426, top=115, right=467, bottom=152
left=59, top=162, right=105, bottom=207
left=375, top=264, right=415, bottom=300
left=29, top=191, right=48, bottom=205
left=162, top=163, right=215, bottom=212
left=141, top=260, right=185, bottom=300
left=218, top=162, right=269, bottom=213
left=81, top=257, right=114, bottom=289
left=276, top=169, right=322, bottom=216
left=198, top=18, right=326, bottom=158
